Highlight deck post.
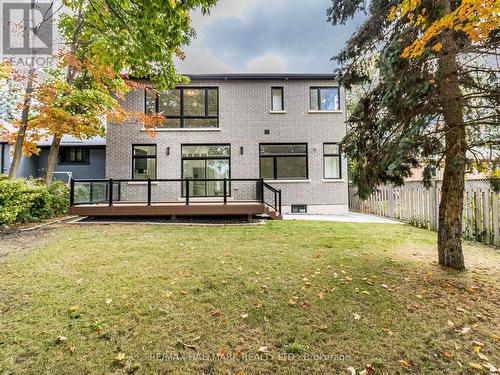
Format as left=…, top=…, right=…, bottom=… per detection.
left=147, top=179, right=152, bottom=206
left=108, top=179, right=114, bottom=207
left=69, top=179, right=75, bottom=206
left=260, top=178, right=264, bottom=203
left=274, top=190, right=277, bottom=210
left=223, top=178, right=227, bottom=205
left=185, top=179, right=190, bottom=205
left=279, top=189, right=282, bottom=214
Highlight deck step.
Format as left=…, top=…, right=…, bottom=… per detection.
left=264, top=206, right=283, bottom=220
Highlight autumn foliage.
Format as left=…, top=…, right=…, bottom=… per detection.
left=389, top=0, right=500, bottom=58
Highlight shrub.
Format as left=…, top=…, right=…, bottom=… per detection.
left=0, top=178, right=69, bottom=225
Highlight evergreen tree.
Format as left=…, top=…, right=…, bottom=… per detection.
left=328, top=0, right=499, bottom=269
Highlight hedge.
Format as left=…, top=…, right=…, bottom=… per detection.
left=0, top=178, right=69, bottom=225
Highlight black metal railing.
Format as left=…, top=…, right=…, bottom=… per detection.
left=70, top=178, right=282, bottom=215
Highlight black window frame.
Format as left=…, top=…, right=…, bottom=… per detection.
left=259, top=143, right=308, bottom=180
left=59, top=147, right=90, bottom=165
left=132, top=144, right=157, bottom=180
left=309, top=86, right=340, bottom=111
left=291, top=204, right=308, bottom=213
left=323, top=143, right=342, bottom=179
left=145, top=87, right=219, bottom=128
left=271, top=86, right=284, bottom=111
left=181, top=144, right=231, bottom=197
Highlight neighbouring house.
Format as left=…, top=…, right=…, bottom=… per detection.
left=74, top=73, right=347, bottom=217
left=0, top=120, right=106, bottom=181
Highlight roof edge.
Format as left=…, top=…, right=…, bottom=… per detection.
left=184, top=73, right=336, bottom=81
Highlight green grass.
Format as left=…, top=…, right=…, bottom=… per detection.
left=0, top=221, right=498, bottom=374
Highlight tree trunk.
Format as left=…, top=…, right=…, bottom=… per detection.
left=8, top=71, right=34, bottom=178
left=44, top=135, right=62, bottom=184
left=436, top=2, right=466, bottom=270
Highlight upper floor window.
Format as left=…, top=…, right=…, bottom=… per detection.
left=324, top=143, right=341, bottom=179
left=145, top=87, right=218, bottom=128
left=60, top=147, right=89, bottom=165
left=271, top=87, right=284, bottom=111
left=260, top=144, right=308, bottom=180
left=132, top=145, right=156, bottom=180
left=310, top=87, right=340, bottom=111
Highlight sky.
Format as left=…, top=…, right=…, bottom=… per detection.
left=175, top=0, right=364, bottom=74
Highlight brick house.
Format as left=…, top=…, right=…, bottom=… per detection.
left=70, top=73, right=349, bottom=218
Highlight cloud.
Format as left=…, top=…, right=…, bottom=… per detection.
left=178, top=46, right=235, bottom=74
left=245, top=53, right=288, bottom=72
left=176, top=0, right=364, bottom=73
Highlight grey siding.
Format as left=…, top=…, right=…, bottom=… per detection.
left=1, top=145, right=105, bottom=180
left=107, top=79, right=349, bottom=214
left=0, top=143, right=37, bottom=177
left=37, top=147, right=106, bottom=179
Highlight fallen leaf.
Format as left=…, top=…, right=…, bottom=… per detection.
left=212, top=309, right=221, bottom=317
left=442, top=351, right=454, bottom=359
left=399, top=359, right=411, bottom=368
left=318, top=291, right=326, bottom=300
left=382, top=284, right=388, bottom=289
left=114, top=352, right=126, bottom=363
left=345, top=276, right=353, bottom=283
left=240, top=313, right=249, bottom=319
left=347, top=367, right=356, bottom=375
left=353, top=313, right=361, bottom=321
left=105, top=298, right=112, bottom=304
left=289, top=296, right=298, bottom=306
left=457, top=327, right=471, bottom=335
left=365, top=364, right=375, bottom=374
left=446, top=320, right=454, bottom=328
left=483, top=363, right=498, bottom=373
left=180, top=290, right=188, bottom=295
left=382, top=328, right=394, bottom=336
left=67, top=306, right=78, bottom=313
left=300, top=301, right=311, bottom=310
left=55, top=336, right=67, bottom=344
left=165, top=291, right=173, bottom=298
left=257, top=346, right=268, bottom=353
left=477, top=352, right=489, bottom=361
left=468, top=362, right=483, bottom=371
left=176, top=339, right=197, bottom=350
left=406, top=303, right=420, bottom=312
left=319, top=324, right=328, bottom=331
left=68, top=345, right=76, bottom=353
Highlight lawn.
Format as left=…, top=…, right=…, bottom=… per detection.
left=0, top=221, right=498, bottom=374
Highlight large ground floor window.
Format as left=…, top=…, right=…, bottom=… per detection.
left=182, top=145, right=230, bottom=197
left=132, top=145, right=157, bottom=180
left=259, top=143, right=308, bottom=180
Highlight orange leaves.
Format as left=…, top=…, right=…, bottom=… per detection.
left=391, top=0, right=499, bottom=59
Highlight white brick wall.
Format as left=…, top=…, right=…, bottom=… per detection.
left=107, top=79, right=349, bottom=214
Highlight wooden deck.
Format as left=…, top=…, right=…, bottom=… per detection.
left=69, top=201, right=282, bottom=219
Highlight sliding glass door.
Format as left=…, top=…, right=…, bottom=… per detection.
left=182, top=145, right=230, bottom=197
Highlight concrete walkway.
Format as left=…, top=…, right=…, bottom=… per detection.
left=283, top=212, right=401, bottom=224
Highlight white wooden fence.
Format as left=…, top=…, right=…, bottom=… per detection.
left=349, top=179, right=500, bottom=246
